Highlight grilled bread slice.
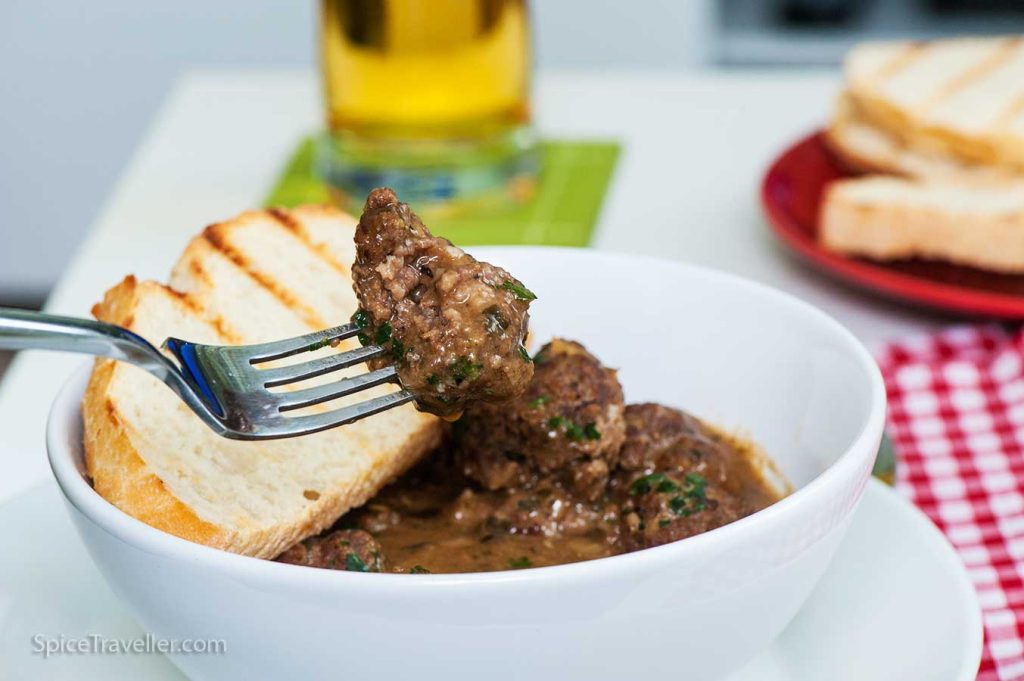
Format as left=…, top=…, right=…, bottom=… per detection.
left=82, top=206, right=442, bottom=559
left=826, top=93, right=1012, bottom=181
left=828, top=36, right=1024, bottom=176
left=820, top=176, right=1024, bottom=273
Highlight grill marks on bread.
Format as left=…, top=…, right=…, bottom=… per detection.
left=194, top=208, right=362, bottom=332
left=201, top=216, right=328, bottom=330
left=173, top=209, right=377, bottom=414
left=865, top=38, right=1013, bottom=115
left=84, top=205, right=444, bottom=559
left=838, top=36, right=1024, bottom=173
left=267, top=207, right=352, bottom=278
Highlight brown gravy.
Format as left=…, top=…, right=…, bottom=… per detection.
left=279, top=409, right=782, bottom=574
left=360, top=428, right=778, bottom=573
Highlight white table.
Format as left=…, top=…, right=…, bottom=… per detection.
left=0, top=68, right=951, bottom=503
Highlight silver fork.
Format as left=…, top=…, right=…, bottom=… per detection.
left=0, top=308, right=414, bottom=440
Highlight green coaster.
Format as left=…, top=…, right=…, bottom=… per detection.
left=264, top=137, right=620, bottom=247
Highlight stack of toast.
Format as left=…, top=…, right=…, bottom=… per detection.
left=821, top=36, right=1024, bottom=273
left=83, top=205, right=443, bottom=559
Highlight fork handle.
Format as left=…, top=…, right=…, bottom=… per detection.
left=0, top=307, right=229, bottom=434
left=0, top=307, right=167, bottom=370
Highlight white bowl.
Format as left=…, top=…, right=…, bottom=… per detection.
left=47, top=248, right=886, bottom=681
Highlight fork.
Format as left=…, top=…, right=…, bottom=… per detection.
left=0, top=308, right=414, bottom=440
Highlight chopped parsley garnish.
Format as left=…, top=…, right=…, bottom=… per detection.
left=483, top=306, right=508, bottom=334
left=546, top=416, right=566, bottom=430
left=449, top=356, right=483, bottom=384
left=508, top=556, right=532, bottom=569
left=500, top=280, right=537, bottom=302
left=391, top=338, right=406, bottom=361
left=629, top=472, right=680, bottom=496
left=352, top=310, right=376, bottom=348
left=529, top=395, right=549, bottom=408
left=518, top=345, right=533, bottom=362
left=668, top=473, right=709, bottom=517
left=352, top=309, right=370, bottom=329
left=374, top=322, right=392, bottom=345
left=306, top=337, right=331, bottom=352
left=345, top=553, right=369, bottom=572
left=658, top=518, right=672, bottom=528
left=409, top=565, right=431, bottom=574
left=546, top=415, right=599, bottom=442
left=426, top=374, right=440, bottom=386
left=685, top=472, right=707, bottom=488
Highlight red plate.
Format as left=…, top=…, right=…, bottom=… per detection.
left=761, top=131, right=1024, bottom=319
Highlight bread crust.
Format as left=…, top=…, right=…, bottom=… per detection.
left=838, top=36, right=1024, bottom=174
left=83, top=277, right=226, bottom=547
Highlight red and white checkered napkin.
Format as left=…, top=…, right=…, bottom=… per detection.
left=877, top=326, right=1024, bottom=681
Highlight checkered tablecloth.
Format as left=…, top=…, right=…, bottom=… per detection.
left=878, top=326, right=1024, bottom=681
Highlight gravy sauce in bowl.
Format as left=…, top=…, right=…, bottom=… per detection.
left=282, top=394, right=785, bottom=574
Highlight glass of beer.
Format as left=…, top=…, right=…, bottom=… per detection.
left=318, top=0, right=537, bottom=211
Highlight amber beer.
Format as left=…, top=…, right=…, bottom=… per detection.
left=322, top=0, right=529, bottom=137
left=318, top=0, right=535, bottom=207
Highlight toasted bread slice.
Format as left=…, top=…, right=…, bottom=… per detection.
left=83, top=206, right=443, bottom=559
left=835, top=36, right=1024, bottom=173
left=820, top=176, right=1024, bottom=273
left=825, top=93, right=1012, bottom=181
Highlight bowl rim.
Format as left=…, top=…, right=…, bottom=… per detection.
left=47, top=248, right=887, bottom=592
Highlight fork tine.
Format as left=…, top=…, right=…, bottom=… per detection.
left=276, top=366, right=401, bottom=412
left=258, top=345, right=387, bottom=388
left=279, top=390, right=417, bottom=434
left=242, top=323, right=361, bottom=364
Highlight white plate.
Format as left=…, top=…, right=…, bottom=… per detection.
left=0, top=479, right=979, bottom=680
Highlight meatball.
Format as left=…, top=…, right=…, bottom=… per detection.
left=455, top=339, right=626, bottom=500
left=619, top=469, right=752, bottom=551
left=618, top=403, right=715, bottom=471
left=613, top=404, right=767, bottom=551
left=352, top=188, right=534, bottom=416
left=275, top=529, right=386, bottom=572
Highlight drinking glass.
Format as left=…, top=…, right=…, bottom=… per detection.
left=318, top=0, right=537, bottom=211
